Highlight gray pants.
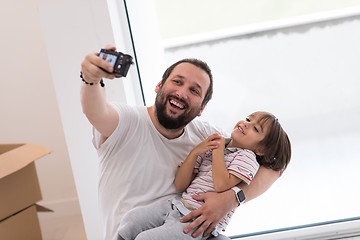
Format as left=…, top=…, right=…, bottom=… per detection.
left=117, top=198, right=231, bottom=240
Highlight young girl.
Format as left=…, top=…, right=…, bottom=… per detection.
left=117, top=111, right=291, bottom=240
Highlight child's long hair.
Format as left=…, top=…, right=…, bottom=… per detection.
left=255, top=111, right=291, bottom=173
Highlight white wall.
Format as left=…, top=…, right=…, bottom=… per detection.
left=35, top=0, right=152, bottom=238
left=0, top=0, right=83, bottom=234
left=35, top=0, right=131, bottom=238
left=1, top=0, right=140, bottom=239
left=0, top=0, right=80, bottom=216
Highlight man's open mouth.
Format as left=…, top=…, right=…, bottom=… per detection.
left=169, top=98, right=186, bottom=110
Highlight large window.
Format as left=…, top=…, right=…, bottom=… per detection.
left=113, top=1, right=360, bottom=238
left=161, top=17, right=360, bottom=238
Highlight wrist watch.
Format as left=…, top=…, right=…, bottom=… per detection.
left=231, top=186, right=246, bottom=206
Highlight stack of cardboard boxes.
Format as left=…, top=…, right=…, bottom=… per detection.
left=0, top=143, right=52, bottom=239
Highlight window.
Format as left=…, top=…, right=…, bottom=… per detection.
left=111, top=1, right=360, bottom=238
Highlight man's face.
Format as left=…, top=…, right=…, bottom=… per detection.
left=155, top=63, right=210, bottom=130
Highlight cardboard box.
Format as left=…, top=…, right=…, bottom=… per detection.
left=0, top=143, right=52, bottom=239
left=0, top=205, right=42, bottom=240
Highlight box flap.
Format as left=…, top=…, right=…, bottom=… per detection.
left=0, top=143, right=52, bottom=179
left=0, top=144, right=23, bottom=154
left=35, top=204, right=53, bottom=213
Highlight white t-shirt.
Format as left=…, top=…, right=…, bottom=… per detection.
left=93, top=103, right=227, bottom=240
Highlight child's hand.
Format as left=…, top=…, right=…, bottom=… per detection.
left=190, top=133, right=222, bottom=157
left=217, top=136, right=225, bottom=148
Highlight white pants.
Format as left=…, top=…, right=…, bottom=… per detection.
left=117, top=198, right=230, bottom=240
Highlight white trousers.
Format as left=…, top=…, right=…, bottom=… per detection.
left=117, top=198, right=231, bottom=240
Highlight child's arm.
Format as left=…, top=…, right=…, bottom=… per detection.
left=174, top=151, right=198, bottom=192
left=174, top=133, right=221, bottom=192
left=212, top=136, right=242, bottom=192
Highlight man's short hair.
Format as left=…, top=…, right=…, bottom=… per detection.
left=161, top=59, right=213, bottom=106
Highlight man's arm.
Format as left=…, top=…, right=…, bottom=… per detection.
left=80, top=46, right=119, bottom=138
left=238, top=166, right=281, bottom=203
left=181, top=166, right=281, bottom=237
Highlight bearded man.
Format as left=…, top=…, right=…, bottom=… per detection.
left=80, top=46, right=280, bottom=240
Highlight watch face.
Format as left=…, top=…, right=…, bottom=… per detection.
left=237, top=190, right=245, bottom=202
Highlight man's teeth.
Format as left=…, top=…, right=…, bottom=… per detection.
left=170, top=99, right=185, bottom=109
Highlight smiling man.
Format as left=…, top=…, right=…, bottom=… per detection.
left=80, top=46, right=280, bottom=240
left=151, top=61, right=212, bottom=138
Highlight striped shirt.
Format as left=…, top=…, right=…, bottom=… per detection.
left=181, top=148, right=259, bottom=233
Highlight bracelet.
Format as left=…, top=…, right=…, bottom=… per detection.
left=80, top=72, right=105, bottom=87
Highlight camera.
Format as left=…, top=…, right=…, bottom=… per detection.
left=98, top=49, right=133, bottom=77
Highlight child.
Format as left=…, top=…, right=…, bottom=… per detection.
left=117, top=111, right=291, bottom=240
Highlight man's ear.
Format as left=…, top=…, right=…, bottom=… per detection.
left=155, top=81, right=162, bottom=93
left=197, top=104, right=206, bottom=117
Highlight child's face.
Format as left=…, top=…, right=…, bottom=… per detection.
left=230, top=112, right=269, bottom=155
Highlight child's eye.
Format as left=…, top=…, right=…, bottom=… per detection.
left=246, top=118, right=250, bottom=122
left=254, top=127, right=259, bottom=132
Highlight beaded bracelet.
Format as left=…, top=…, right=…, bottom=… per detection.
left=80, top=72, right=105, bottom=87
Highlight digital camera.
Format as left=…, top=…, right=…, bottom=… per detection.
left=98, top=49, right=133, bottom=77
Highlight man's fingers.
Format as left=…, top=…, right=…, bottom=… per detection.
left=183, top=215, right=206, bottom=236
left=191, top=193, right=205, bottom=201
left=191, top=219, right=211, bottom=238
left=189, top=217, right=218, bottom=237
left=183, top=217, right=214, bottom=238
left=104, top=45, right=116, bottom=50
left=90, top=53, right=114, bottom=74
left=181, top=208, right=200, bottom=223
left=203, top=222, right=217, bottom=237
left=83, top=63, right=113, bottom=82
left=81, top=53, right=115, bottom=82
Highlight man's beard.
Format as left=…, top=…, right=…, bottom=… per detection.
left=155, top=91, right=202, bottom=130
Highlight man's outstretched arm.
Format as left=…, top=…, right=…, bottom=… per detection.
left=80, top=45, right=119, bottom=139
left=181, top=166, right=281, bottom=237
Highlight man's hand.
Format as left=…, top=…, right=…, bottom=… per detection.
left=181, top=191, right=238, bottom=237
left=81, top=45, right=116, bottom=84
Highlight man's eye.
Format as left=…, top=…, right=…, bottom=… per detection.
left=246, top=118, right=250, bottom=122
left=191, top=89, right=200, bottom=95
left=173, top=80, right=181, bottom=84
left=254, top=127, right=259, bottom=132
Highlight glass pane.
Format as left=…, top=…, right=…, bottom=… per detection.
left=153, top=3, right=360, bottom=237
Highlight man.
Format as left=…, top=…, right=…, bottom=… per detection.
left=81, top=46, right=280, bottom=239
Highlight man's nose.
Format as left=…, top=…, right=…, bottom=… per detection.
left=175, top=87, right=188, bottom=99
